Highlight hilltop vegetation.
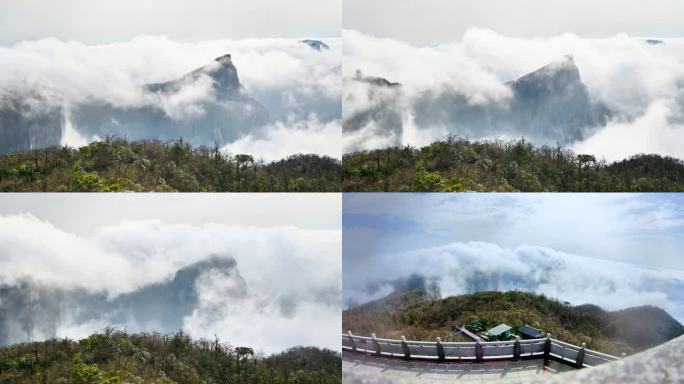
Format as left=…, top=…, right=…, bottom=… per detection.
left=0, top=137, right=342, bottom=192
left=0, top=329, right=341, bottom=384
left=343, top=290, right=684, bottom=356
left=343, top=137, right=684, bottom=191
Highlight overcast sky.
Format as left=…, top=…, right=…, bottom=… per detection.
left=344, top=0, right=684, bottom=45
left=344, top=193, right=683, bottom=269
left=0, top=194, right=340, bottom=235
left=0, top=0, right=340, bottom=45
left=343, top=193, right=684, bottom=320
left=0, top=194, right=340, bottom=352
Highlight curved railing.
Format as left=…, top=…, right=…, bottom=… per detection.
left=342, top=331, right=620, bottom=368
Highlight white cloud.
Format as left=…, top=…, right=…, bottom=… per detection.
left=344, top=29, right=512, bottom=103
left=0, top=214, right=340, bottom=352
left=61, top=107, right=92, bottom=147
left=344, top=241, right=684, bottom=322
left=185, top=293, right=340, bottom=354
left=224, top=116, right=341, bottom=161
left=572, top=99, right=684, bottom=161
left=343, top=29, right=684, bottom=159
left=155, top=74, right=215, bottom=121
left=342, top=124, right=399, bottom=153
left=343, top=193, right=684, bottom=275
left=0, top=35, right=341, bottom=110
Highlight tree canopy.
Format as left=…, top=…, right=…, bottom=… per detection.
left=0, top=329, right=341, bottom=384
left=0, top=137, right=342, bottom=192
left=343, top=136, right=684, bottom=192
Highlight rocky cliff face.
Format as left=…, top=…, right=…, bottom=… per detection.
left=0, top=93, right=63, bottom=155
left=343, top=72, right=404, bottom=147
left=72, top=54, right=269, bottom=147
left=505, top=55, right=610, bottom=143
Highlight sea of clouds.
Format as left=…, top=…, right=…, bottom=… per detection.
left=0, top=214, right=341, bottom=353
left=343, top=241, right=684, bottom=324
left=343, top=29, right=684, bottom=160
left=0, top=36, right=341, bottom=161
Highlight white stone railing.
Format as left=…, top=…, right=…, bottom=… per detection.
left=342, top=331, right=620, bottom=368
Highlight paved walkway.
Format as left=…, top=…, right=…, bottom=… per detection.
left=342, top=351, right=574, bottom=383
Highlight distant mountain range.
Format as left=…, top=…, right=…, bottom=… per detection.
left=344, top=56, right=611, bottom=149
left=343, top=288, right=684, bottom=356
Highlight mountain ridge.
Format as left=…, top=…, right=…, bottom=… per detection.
left=342, top=289, right=684, bottom=355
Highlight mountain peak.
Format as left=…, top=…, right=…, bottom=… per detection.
left=353, top=70, right=401, bottom=88
left=147, top=53, right=241, bottom=101
left=512, top=55, right=582, bottom=92
left=300, top=39, right=330, bottom=51
left=204, top=54, right=241, bottom=100
left=214, top=53, right=232, bottom=62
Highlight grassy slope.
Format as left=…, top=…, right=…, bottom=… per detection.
left=343, top=137, right=684, bottom=192
left=0, top=329, right=341, bottom=384
left=0, top=137, right=342, bottom=192
left=342, top=290, right=684, bottom=356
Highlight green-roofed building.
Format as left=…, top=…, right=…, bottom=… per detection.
left=481, top=323, right=515, bottom=341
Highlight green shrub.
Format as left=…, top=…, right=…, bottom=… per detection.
left=71, top=362, right=101, bottom=384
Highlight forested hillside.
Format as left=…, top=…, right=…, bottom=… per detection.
left=343, top=137, right=684, bottom=192
left=343, top=290, right=684, bottom=356
left=0, top=329, right=341, bottom=384
left=0, top=137, right=342, bottom=192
